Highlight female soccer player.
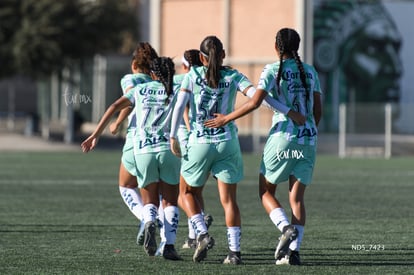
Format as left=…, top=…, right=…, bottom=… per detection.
left=169, top=36, right=303, bottom=264
left=108, top=43, right=158, bottom=245
left=82, top=57, right=182, bottom=261
left=175, top=49, right=214, bottom=250
left=204, top=28, right=322, bottom=266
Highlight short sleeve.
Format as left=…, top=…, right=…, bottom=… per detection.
left=124, top=88, right=135, bottom=104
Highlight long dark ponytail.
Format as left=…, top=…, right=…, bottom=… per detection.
left=150, top=57, right=175, bottom=101
left=275, top=28, right=309, bottom=102
left=199, top=35, right=224, bottom=89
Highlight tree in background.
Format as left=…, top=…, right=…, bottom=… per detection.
left=0, top=0, right=138, bottom=142
left=5, top=0, right=137, bottom=77
left=0, top=0, right=20, bottom=77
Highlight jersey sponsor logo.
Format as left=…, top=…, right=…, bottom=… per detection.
left=282, top=71, right=314, bottom=81
left=138, top=135, right=168, bottom=149
left=287, top=82, right=307, bottom=92
left=195, top=76, right=207, bottom=86
left=139, top=88, right=167, bottom=96
left=296, top=127, right=317, bottom=138
left=196, top=127, right=225, bottom=138
left=195, top=76, right=230, bottom=89
left=141, top=97, right=166, bottom=105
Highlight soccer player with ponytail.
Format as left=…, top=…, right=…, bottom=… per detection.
left=81, top=57, right=182, bottom=261
left=204, top=28, right=322, bottom=265
left=170, top=35, right=302, bottom=264
left=174, top=49, right=215, bottom=250
left=109, top=43, right=158, bottom=246
left=170, top=36, right=247, bottom=264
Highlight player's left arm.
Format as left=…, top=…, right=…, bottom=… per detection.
left=81, top=97, right=131, bottom=152
left=109, top=86, right=134, bottom=134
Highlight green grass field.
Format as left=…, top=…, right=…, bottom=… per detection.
left=1, top=151, right=413, bottom=274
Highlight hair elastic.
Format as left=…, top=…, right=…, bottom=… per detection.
left=200, top=50, right=209, bottom=58
left=181, top=56, right=190, bottom=67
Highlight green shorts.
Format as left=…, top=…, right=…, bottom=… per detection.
left=260, top=135, right=316, bottom=185
left=134, top=150, right=181, bottom=188
left=181, top=138, right=243, bottom=187
left=121, top=136, right=138, bottom=177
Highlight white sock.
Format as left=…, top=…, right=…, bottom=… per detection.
left=157, top=203, right=165, bottom=242
left=190, top=213, right=208, bottom=236
left=289, top=225, right=304, bottom=251
left=142, top=203, right=158, bottom=224
left=227, top=226, right=241, bottom=252
left=163, top=206, right=179, bottom=245
left=188, top=218, right=196, bottom=239
left=269, top=207, right=290, bottom=232
left=119, top=186, right=143, bottom=221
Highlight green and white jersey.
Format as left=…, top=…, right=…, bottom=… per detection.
left=257, top=59, right=322, bottom=145
left=181, top=66, right=252, bottom=144
left=173, top=73, right=185, bottom=89
left=124, top=80, right=177, bottom=154
left=120, top=73, right=153, bottom=135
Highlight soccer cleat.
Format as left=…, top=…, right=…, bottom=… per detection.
left=182, top=237, right=196, bottom=249
left=275, top=249, right=301, bottom=265
left=288, top=250, right=301, bottom=265
left=162, top=244, right=183, bottom=261
left=155, top=241, right=166, bottom=256
left=143, top=221, right=157, bottom=256
left=193, top=232, right=215, bottom=262
left=275, top=254, right=290, bottom=265
left=136, top=221, right=145, bottom=246
left=223, top=251, right=242, bottom=265
left=204, top=214, right=213, bottom=229
left=274, top=225, right=298, bottom=260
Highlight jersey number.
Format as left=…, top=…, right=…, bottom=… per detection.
left=141, top=107, right=166, bottom=128
left=292, top=93, right=309, bottom=115
left=198, top=98, right=219, bottom=121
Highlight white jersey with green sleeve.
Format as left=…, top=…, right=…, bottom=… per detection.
left=120, top=73, right=153, bottom=135
left=181, top=66, right=252, bottom=144
left=257, top=59, right=322, bottom=145
left=124, top=80, right=177, bottom=154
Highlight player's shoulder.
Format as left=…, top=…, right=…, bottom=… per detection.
left=221, top=66, right=243, bottom=77
left=121, top=73, right=134, bottom=83
left=302, top=62, right=316, bottom=70
left=185, top=66, right=205, bottom=80
left=302, top=63, right=320, bottom=78
left=190, top=66, right=204, bottom=74
left=264, top=62, right=280, bottom=72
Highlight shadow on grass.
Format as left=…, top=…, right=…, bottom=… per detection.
left=0, top=223, right=135, bottom=233
left=301, top=247, right=414, bottom=267
left=212, top=247, right=414, bottom=267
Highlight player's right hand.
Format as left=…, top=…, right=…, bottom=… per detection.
left=170, top=137, right=182, bottom=158
left=81, top=136, right=98, bottom=153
